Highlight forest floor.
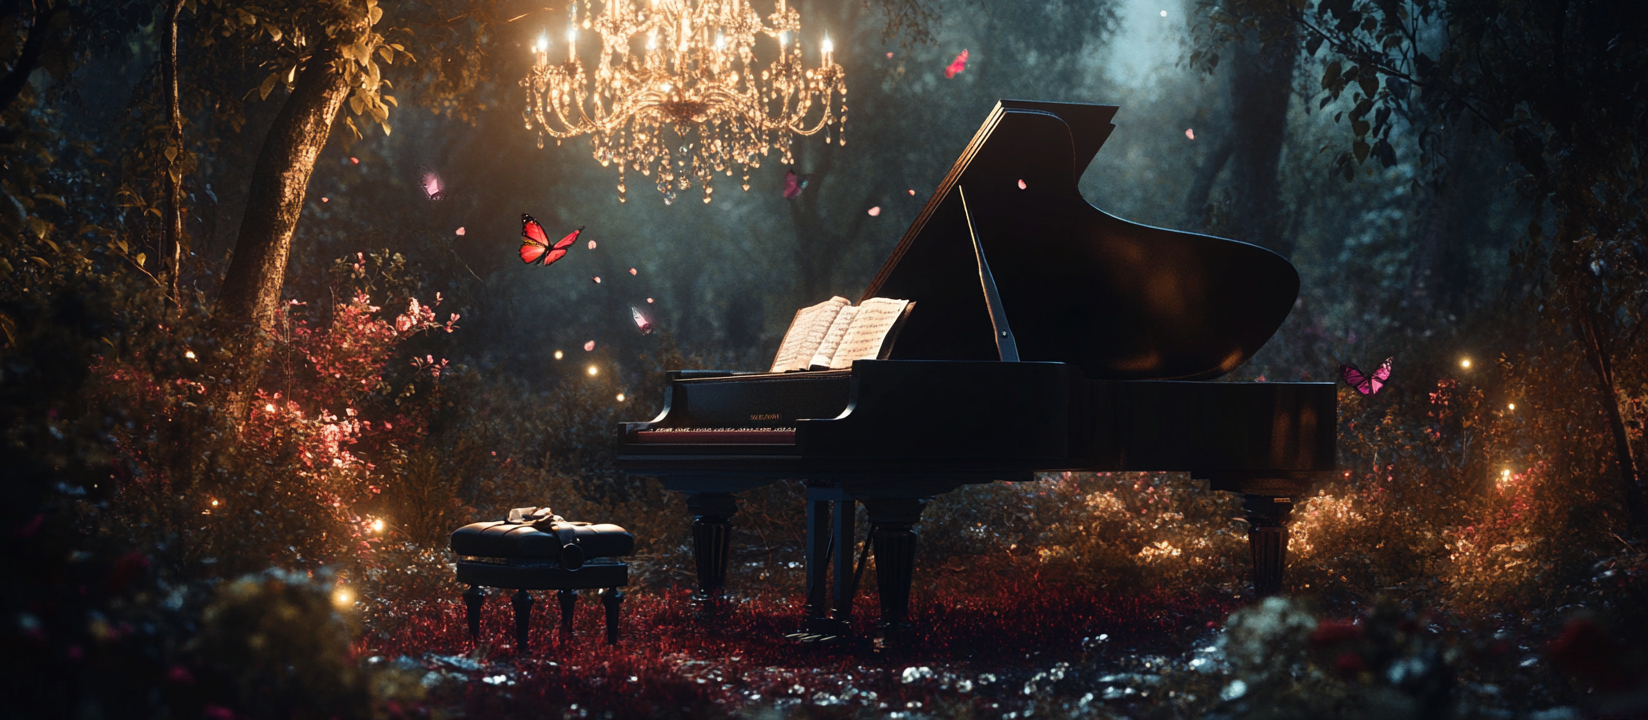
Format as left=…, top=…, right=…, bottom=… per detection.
left=359, top=562, right=1595, bottom=720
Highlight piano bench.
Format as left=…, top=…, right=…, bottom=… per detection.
left=450, top=510, right=635, bottom=651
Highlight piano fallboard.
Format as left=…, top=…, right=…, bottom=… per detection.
left=618, top=360, right=1335, bottom=493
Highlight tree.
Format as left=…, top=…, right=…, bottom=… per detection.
left=1297, top=0, right=1648, bottom=531
left=1187, top=0, right=1302, bottom=258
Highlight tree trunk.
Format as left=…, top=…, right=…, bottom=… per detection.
left=214, top=31, right=359, bottom=420
left=1575, top=305, right=1648, bottom=533
left=0, top=3, right=66, bottom=143
left=163, top=0, right=185, bottom=308
left=1222, top=15, right=1298, bottom=258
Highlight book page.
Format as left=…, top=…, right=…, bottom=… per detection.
left=828, top=298, right=913, bottom=369
left=769, top=296, right=851, bottom=372
left=807, top=306, right=859, bottom=370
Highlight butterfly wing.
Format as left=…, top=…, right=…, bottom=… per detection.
left=1367, top=358, right=1393, bottom=394
left=421, top=171, right=444, bottom=200
left=520, top=213, right=551, bottom=264
left=1339, top=363, right=1373, bottom=395
left=783, top=170, right=801, bottom=199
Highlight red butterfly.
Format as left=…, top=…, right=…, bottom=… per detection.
left=519, top=213, right=581, bottom=266
left=945, top=49, right=969, bottom=78
left=783, top=168, right=809, bottom=199
left=1339, top=358, right=1392, bottom=395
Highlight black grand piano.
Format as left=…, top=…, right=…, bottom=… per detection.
left=618, top=100, right=1336, bottom=641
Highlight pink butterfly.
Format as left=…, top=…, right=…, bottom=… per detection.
left=945, top=49, right=969, bottom=78
left=783, top=168, right=809, bottom=199
left=420, top=169, right=446, bottom=200
left=1339, top=358, right=1392, bottom=395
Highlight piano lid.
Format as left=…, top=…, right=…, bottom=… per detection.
left=861, top=100, right=1299, bottom=381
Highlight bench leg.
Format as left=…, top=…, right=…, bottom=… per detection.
left=511, top=589, right=534, bottom=651
left=558, top=588, right=578, bottom=641
left=602, top=588, right=625, bottom=645
left=463, top=585, right=486, bottom=640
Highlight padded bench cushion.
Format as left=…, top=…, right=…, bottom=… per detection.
left=451, top=520, right=635, bottom=561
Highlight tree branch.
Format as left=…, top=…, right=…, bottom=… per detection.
left=0, top=3, right=66, bottom=125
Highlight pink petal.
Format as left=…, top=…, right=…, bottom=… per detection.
left=593, top=276, right=601, bottom=283
left=629, top=268, right=637, bottom=275
left=455, top=227, right=466, bottom=236
left=867, top=206, right=881, bottom=216
left=1185, top=128, right=1195, bottom=140
left=584, top=340, right=596, bottom=351
left=1017, top=179, right=1027, bottom=189
left=588, top=239, right=597, bottom=250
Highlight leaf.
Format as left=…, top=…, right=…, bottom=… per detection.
left=266, top=25, right=282, bottom=42
left=135, top=252, right=146, bottom=267
left=30, top=256, right=49, bottom=268
left=349, top=94, right=365, bottom=115
left=378, top=46, right=393, bottom=63
left=164, top=145, right=178, bottom=162
left=26, top=216, right=47, bottom=238
left=1352, top=120, right=1370, bottom=137
left=259, top=73, right=277, bottom=100
left=1375, top=139, right=1396, bottom=168
left=381, top=95, right=396, bottom=107
left=1358, top=73, right=1378, bottom=98
left=1322, top=61, right=1342, bottom=89
left=1354, top=140, right=1371, bottom=164
left=1305, top=34, right=1323, bottom=56
left=369, top=5, right=383, bottom=24
left=33, top=194, right=65, bottom=209
left=381, top=122, right=391, bottom=137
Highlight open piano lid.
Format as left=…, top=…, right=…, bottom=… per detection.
left=861, top=100, right=1299, bottom=381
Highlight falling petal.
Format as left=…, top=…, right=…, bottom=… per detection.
left=588, top=239, right=597, bottom=250
left=908, top=189, right=915, bottom=195
left=1018, top=179, right=1027, bottom=189
left=631, top=306, right=653, bottom=334
left=593, top=276, right=602, bottom=283
left=350, top=157, right=360, bottom=164
left=886, top=51, right=894, bottom=58
left=455, top=227, right=466, bottom=236
left=629, top=268, right=637, bottom=275
left=584, top=340, right=596, bottom=351
left=945, top=49, right=969, bottom=78
left=868, top=206, right=881, bottom=216
left=646, top=298, right=654, bottom=303
left=321, top=197, right=329, bottom=203
left=1186, top=128, right=1195, bottom=140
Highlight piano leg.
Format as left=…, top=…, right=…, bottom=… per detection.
left=802, top=487, right=856, bottom=637
left=462, top=585, right=485, bottom=640
left=1243, top=494, right=1295, bottom=596
left=685, top=492, right=739, bottom=604
left=832, top=494, right=858, bottom=632
left=864, top=497, right=928, bottom=647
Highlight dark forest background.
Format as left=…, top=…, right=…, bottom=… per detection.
left=2, top=0, right=1646, bottom=718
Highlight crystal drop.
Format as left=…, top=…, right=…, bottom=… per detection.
left=536, top=136, right=545, bottom=149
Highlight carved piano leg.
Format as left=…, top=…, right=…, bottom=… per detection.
left=864, top=497, right=928, bottom=648
left=685, top=492, right=739, bottom=605
left=511, top=589, right=534, bottom=652
left=1243, top=494, right=1295, bottom=596
left=463, top=585, right=485, bottom=640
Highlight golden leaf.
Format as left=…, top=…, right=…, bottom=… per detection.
left=134, top=252, right=146, bottom=266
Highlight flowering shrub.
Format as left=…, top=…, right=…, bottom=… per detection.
left=89, top=286, right=459, bottom=578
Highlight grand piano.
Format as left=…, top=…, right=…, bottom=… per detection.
left=617, top=100, right=1336, bottom=642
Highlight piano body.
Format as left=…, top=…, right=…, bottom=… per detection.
left=617, top=100, right=1336, bottom=640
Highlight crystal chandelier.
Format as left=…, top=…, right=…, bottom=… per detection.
left=522, top=0, right=847, bottom=204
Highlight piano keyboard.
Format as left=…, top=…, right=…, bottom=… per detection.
left=632, top=427, right=797, bottom=444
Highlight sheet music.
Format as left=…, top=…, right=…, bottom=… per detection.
left=808, top=306, right=859, bottom=369
left=828, top=298, right=911, bottom=369
left=769, top=296, right=850, bottom=372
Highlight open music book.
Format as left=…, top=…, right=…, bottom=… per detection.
left=770, top=296, right=915, bottom=373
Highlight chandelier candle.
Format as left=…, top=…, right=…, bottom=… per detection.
left=523, top=0, right=848, bottom=204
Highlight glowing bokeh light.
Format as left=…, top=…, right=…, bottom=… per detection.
left=616, top=392, right=627, bottom=402
left=587, top=365, right=599, bottom=376
left=554, top=350, right=564, bottom=360
left=184, top=350, right=196, bottom=360
left=1460, top=358, right=1472, bottom=369
left=332, top=586, right=355, bottom=609
left=371, top=518, right=385, bottom=533
left=265, top=403, right=276, bottom=412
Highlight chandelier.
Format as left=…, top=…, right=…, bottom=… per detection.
left=522, top=0, right=848, bottom=204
